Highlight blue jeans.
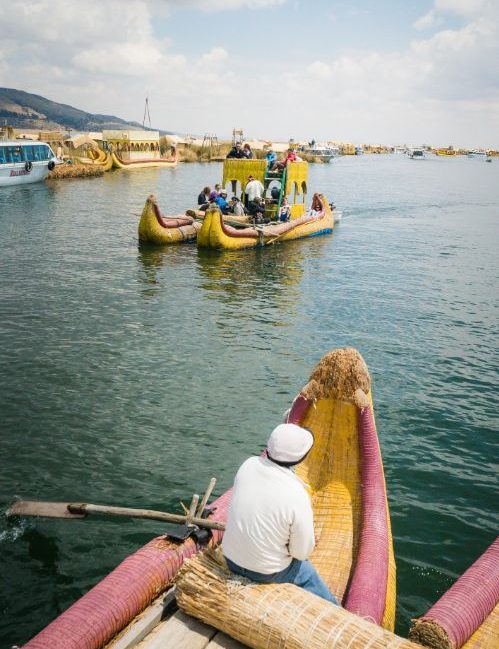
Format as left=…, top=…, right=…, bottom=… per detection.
left=225, top=556, right=338, bottom=605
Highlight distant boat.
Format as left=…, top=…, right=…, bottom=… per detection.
left=408, top=148, right=425, bottom=159
left=0, top=140, right=58, bottom=187
left=301, top=145, right=339, bottom=162
left=467, top=150, right=487, bottom=158
left=486, top=156, right=492, bottom=163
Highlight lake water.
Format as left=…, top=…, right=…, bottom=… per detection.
left=0, top=155, right=497, bottom=646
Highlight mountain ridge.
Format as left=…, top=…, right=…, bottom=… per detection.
left=0, top=87, right=174, bottom=134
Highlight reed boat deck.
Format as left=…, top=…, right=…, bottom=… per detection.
left=105, top=598, right=243, bottom=649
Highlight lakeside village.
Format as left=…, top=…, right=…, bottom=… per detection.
left=1, top=122, right=498, bottom=182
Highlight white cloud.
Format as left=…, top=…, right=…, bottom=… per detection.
left=165, top=0, right=286, bottom=9
left=199, top=47, right=229, bottom=66
left=307, top=61, right=332, bottom=79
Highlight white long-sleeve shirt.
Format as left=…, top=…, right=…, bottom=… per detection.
left=244, top=179, right=264, bottom=202
left=221, top=456, right=315, bottom=574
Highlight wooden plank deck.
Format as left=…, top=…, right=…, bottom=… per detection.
left=114, top=608, right=246, bottom=649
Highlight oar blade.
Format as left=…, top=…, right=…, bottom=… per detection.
left=7, top=501, right=86, bottom=519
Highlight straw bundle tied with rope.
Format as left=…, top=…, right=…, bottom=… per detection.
left=175, top=548, right=414, bottom=649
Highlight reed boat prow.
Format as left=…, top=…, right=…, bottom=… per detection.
left=138, top=195, right=201, bottom=244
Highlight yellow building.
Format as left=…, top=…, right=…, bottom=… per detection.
left=102, top=130, right=160, bottom=160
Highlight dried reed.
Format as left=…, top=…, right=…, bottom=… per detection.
left=48, top=164, right=104, bottom=180
left=175, top=549, right=415, bottom=649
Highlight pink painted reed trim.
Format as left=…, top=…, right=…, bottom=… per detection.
left=343, top=405, right=389, bottom=623
left=420, top=537, right=499, bottom=648
left=23, top=490, right=231, bottom=649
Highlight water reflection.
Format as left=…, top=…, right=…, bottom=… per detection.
left=196, top=241, right=307, bottom=305
left=136, top=242, right=195, bottom=295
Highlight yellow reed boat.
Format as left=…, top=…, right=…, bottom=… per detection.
left=112, top=146, right=178, bottom=170
left=138, top=195, right=202, bottom=244
left=87, top=148, right=113, bottom=171
left=138, top=196, right=251, bottom=245
left=197, top=194, right=333, bottom=250
left=172, top=347, right=396, bottom=649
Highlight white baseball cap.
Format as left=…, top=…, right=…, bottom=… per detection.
left=267, top=423, right=314, bottom=464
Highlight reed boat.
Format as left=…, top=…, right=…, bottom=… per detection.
left=22, top=348, right=395, bottom=649
left=174, top=347, right=396, bottom=649
left=138, top=196, right=250, bottom=245
left=197, top=192, right=333, bottom=250
left=111, top=147, right=177, bottom=170
left=410, top=537, right=499, bottom=649
left=86, top=147, right=113, bottom=171
left=138, top=195, right=202, bottom=244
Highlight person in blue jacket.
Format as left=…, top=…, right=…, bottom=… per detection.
left=215, top=189, right=230, bottom=214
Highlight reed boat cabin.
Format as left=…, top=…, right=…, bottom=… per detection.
left=222, top=158, right=309, bottom=222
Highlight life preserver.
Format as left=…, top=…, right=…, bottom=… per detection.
left=48, top=160, right=55, bottom=171
left=25, top=161, right=32, bottom=172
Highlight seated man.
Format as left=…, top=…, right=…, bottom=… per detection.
left=226, top=142, right=245, bottom=159
left=247, top=196, right=268, bottom=223
left=222, top=423, right=338, bottom=604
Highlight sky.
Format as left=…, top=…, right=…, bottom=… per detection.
left=0, top=0, right=498, bottom=147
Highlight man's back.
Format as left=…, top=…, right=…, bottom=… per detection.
left=222, top=456, right=314, bottom=574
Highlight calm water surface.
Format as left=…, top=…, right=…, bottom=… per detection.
left=0, top=156, right=497, bottom=645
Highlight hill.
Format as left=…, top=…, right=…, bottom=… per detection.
left=0, top=87, right=170, bottom=133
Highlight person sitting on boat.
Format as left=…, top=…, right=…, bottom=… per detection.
left=244, top=175, right=264, bottom=207
left=278, top=197, right=291, bottom=222
left=270, top=148, right=297, bottom=172
left=307, top=193, right=324, bottom=219
left=242, top=143, right=253, bottom=159
left=197, top=186, right=211, bottom=207
left=230, top=196, right=246, bottom=217
left=227, top=142, right=245, bottom=159
left=247, top=196, right=267, bottom=224
left=214, top=189, right=230, bottom=214
left=269, top=185, right=281, bottom=203
left=222, top=423, right=338, bottom=604
left=265, top=148, right=277, bottom=169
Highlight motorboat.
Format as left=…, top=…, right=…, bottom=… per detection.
left=0, top=140, right=58, bottom=187
left=409, top=148, right=425, bottom=159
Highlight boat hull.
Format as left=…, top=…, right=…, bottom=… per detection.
left=138, top=195, right=201, bottom=244
left=197, top=198, right=334, bottom=250
left=111, top=151, right=177, bottom=169
left=0, top=161, right=50, bottom=187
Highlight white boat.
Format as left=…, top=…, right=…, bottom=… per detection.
left=467, top=150, right=487, bottom=158
left=408, top=148, right=425, bottom=159
left=0, top=140, right=58, bottom=187
left=302, top=145, right=339, bottom=162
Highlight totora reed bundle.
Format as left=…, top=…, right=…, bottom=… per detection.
left=175, top=549, right=413, bottom=649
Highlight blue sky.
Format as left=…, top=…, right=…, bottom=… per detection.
left=0, top=0, right=498, bottom=147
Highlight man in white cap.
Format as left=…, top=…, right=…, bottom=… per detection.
left=221, top=423, right=337, bottom=603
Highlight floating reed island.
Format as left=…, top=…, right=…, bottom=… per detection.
left=47, top=163, right=104, bottom=180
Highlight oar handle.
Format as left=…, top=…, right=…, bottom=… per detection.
left=69, top=504, right=225, bottom=531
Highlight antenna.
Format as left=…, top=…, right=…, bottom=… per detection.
left=142, top=96, right=152, bottom=129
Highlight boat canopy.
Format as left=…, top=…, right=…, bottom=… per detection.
left=222, top=159, right=308, bottom=197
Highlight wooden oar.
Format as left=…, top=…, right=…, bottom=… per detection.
left=7, top=500, right=225, bottom=531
